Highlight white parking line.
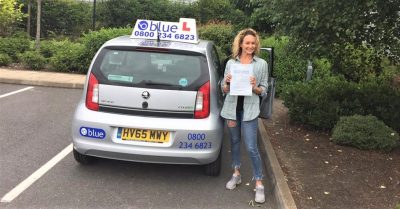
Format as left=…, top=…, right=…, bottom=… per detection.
left=0, top=86, right=34, bottom=99
left=1, top=143, right=73, bottom=203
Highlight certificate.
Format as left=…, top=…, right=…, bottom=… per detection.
left=229, top=64, right=253, bottom=96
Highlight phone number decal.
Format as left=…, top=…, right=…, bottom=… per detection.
left=179, top=142, right=212, bottom=149
left=133, top=31, right=195, bottom=41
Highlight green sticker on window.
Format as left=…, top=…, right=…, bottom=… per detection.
left=179, top=78, right=188, bottom=87
left=108, top=74, right=133, bottom=82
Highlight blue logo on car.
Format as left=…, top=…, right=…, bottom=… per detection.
left=80, top=127, right=106, bottom=139
left=138, top=20, right=149, bottom=30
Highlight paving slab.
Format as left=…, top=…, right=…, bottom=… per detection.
left=0, top=69, right=86, bottom=89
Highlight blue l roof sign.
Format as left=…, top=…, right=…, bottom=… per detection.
left=131, top=18, right=198, bottom=44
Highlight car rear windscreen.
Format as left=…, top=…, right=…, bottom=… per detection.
left=92, top=47, right=209, bottom=90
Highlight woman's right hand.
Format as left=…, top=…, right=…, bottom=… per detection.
left=225, top=73, right=232, bottom=83
left=223, top=73, right=232, bottom=93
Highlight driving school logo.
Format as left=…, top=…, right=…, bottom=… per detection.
left=138, top=20, right=178, bottom=33
left=130, top=18, right=198, bottom=44
left=138, top=20, right=149, bottom=30
left=80, top=127, right=106, bottom=140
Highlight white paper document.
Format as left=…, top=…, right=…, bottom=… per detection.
left=229, top=64, right=253, bottom=96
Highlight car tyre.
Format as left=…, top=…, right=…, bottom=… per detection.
left=205, top=147, right=222, bottom=176
left=73, top=148, right=95, bottom=164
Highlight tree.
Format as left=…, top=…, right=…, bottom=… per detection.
left=0, top=0, right=25, bottom=36
left=35, top=0, right=40, bottom=50
left=26, top=0, right=91, bottom=38
left=26, top=0, right=31, bottom=35
left=260, top=0, right=400, bottom=80
left=96, top=0, right=192, bottom=28
left=248, top=0, right=275, bottom=34
left=96, top=0, right=144, bottom=28
left=194, top=0, right=245, bottom=25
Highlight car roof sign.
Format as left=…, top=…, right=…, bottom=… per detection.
left=131, top=18, right=198, bottom=44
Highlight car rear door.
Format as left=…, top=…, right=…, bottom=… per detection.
left=259, top=47, right=276, bottom=119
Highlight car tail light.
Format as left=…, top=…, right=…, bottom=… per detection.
left=86, top=73, right=99, bottom=111
left=194, top=81, right=210, bottom=119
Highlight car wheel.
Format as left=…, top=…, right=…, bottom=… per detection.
left=73, top=148, right=95, bottom=164
left=205, top=147, right=222, bottom=176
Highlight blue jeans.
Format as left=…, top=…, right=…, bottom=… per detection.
left=227, top=111, right=263, bottom=180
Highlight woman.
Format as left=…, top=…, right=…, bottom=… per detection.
left=220, top=28, right=268, bottom=204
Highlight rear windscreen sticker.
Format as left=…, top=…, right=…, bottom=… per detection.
left=108, top=74, right=133, bottom=82
left=179, top=78, right=188, bottom=87
left=138, top=40, right=172, bottom=47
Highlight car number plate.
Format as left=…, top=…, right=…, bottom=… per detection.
left=117, top=127, right=170, bottom=143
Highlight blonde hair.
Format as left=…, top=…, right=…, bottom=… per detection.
left=231, top=28, right=261, bottom=59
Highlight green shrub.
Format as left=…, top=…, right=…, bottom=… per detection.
left=49, top=40, right=85, bottom=73
left=0, top=53, right=12, bottom=66
left=260, top=36, right=308, bottom=95
left=214, top=45, right=227, bottom=65
left=396, top=203, right=400, bottom=209
left=18, top=51, right=47, bottom=70
left=0, top=37, right=30, bottom=61
left=39, top=40, right=58, bottom=58
left=198, top=22, right=235, bottom=57
left=356, top=77, right=400, bottom=132
left=313, top=58, right=332, bottom=78
left=282, top=75, right=400, bottom=132
left=332, top=115, right=399, bottom=151
left=260, top=36, right=335, bottom=96
left=282, top=76, right=362, bottom=130
left=335, top=43, right=378, bottom=82
left=78, top=27, right=132, bottom=73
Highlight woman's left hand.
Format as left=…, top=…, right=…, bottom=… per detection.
left=250, top=76, right=257, bottom=89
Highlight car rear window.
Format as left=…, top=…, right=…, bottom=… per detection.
left=92, top=47, right=209, bottom=91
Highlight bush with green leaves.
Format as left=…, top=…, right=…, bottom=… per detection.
left=260, top=36, right=332, bottom=96
left=27, top=0, right=91, bottom=38
left=39, top=40, right=59, bottom=58
left=332, top=115, right=399, bottom=151
left=198, top=22, right=235, bottom=58
left=282, top=75, right=400, bottom=132
left=260, top=37, right=306, bottom=94
left=0, top=36, right=30, bottom=61
left=0, top=0, right=25, bottom=36
left=49, top=40, right=85, bottom=73
left=18, top=51, right=47, bottom=70
left=335, top=43, right=378, bottom=82
left=282, top=76, right=359, bottom=130
left=78, top=27, right=132, bottom=73
left=313, top=58, right=332, bottom=79
left=356, top=76, right=400, bottom=132
left=0, top=53, right=12, bottom=66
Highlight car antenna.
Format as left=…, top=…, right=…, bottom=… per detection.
left=156, top=29, right=160, bottom=47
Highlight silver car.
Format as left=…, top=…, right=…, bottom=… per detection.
left=72, top=36, right=224, bottom=176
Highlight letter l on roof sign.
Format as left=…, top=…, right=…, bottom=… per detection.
left=182, top=22, right=190, bottom=31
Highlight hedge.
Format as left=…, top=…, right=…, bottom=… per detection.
left=0, top=53, right=12, bottom=66
left=0, top=37, right=30, bottom=61
left=282, top=75, right=400, bottom=132
left=18, top=51, right=47, bottom=70
left=49, top=40, right=85, bottom=72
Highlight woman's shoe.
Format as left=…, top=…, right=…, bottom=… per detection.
left=225, top=175, right=242, bottom=190
left=255, top=185, right=265, bottom=203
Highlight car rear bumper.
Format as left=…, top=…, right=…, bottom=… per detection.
left=72, top=103, right=224, bottom=165
left=73, top=138, right=219, bottom=165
